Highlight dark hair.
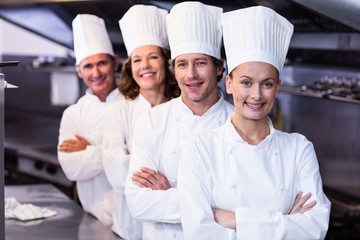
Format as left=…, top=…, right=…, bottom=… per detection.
left=212, top=57, right=224, bottom=82
left=170, top=56, right=224, bottom=82
left=118, top=47, right=180, bottom=100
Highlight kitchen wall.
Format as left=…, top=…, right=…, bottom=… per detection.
left=1, top=20, right=83, bottom=199
left=279, top=65, right=360, bottom=200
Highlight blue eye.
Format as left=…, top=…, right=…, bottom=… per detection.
left=241, top=80, right=252, bottom=87
left=262, top=81, right=274, bottom=88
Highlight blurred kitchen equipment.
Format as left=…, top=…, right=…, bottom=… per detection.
left=0, top=61, right=19, bottom=88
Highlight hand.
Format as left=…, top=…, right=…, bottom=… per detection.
left=131, top=167, right=171, bottom=190
left=58, top=134, right=90, bottom=153
left=212, top=208, right=236, bottom=229
left=288, top=191, right=316, bottom=214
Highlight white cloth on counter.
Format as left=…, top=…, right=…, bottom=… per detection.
left=5, top=197, right=57, bottom=221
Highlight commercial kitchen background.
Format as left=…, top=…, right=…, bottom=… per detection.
left=0, top=0, right=359, bottom=239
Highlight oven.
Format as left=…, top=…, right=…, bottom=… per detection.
left=4, top=111, right=76, bottom=200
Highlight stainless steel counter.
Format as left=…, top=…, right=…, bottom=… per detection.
left=5, top=184, right=122, bottom=240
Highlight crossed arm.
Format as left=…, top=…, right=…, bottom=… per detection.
left=212, top=191, right=317, bottom=229
left=58, top=134, right=90, bottom=153
left=131, top=167, right=317, bottom=230
left=131, top=167, right=171, bottom=190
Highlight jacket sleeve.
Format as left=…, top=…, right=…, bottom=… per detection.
left=234, top=137, right=331, bottom=240
left=102, top=104, right=130, bottom=194
left=125, top=112, right=181, bottom=224
left=57, top=106, right=104, bottom=181
left=178, top=139, right=236, bottom=240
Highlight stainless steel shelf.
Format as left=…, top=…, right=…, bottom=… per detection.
left=280, top=85, right=360, bottom=105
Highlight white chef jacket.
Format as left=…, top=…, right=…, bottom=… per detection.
left=58, top=88, right=122, bottom=226
left=178, top=116, right=331, bottom=240
left=125, top=95, right=234, bottom=240
left=103, top=94, right=150, bottom=239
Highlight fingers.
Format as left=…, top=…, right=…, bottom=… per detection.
left=58, top=145, right=68, bottom=152
left=58, top=140, right=73, bottom=152
left=298, top=200, right=316, bottom=212
left=131, top=173, right=150, bottom=188
left=58, top=138, right=87, bottom=152
left=140, top=167, right=158, bottom=177
left=295, top=192, right=312, bottom=208
left=76, top=134, right=90, bottom=145
left=138, top=167, right=166, bottom=183
left=132, top=168, right=171, bottom=190
left=294, top=191, right=302, bottom=203
left=289, top=192, right=317, bottom=215
left=75, top=134, right=86, bottom=141
left=132, top=170, right=156, bottom=187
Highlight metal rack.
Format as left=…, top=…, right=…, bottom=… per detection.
left=0, top=61, right=19, bottom=240
left=280, top=84, right=360, bottom=105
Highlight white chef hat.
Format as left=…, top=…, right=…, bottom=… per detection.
left=221, top=6, right=293, bottom=73
left=119, top=5, right=168, bottom=56
left=167, top=1, right=223, bottom=60
left=72, top=14, right=114, bottom=64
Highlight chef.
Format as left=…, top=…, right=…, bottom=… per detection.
left=58, top=14, right=122, bottom=226
left=102, top=4, right=180, bottom=239
left=124, top=2, right=233, bottom=240
left=177, top=6, right=331, bottom=240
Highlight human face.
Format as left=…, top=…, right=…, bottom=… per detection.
left=226, top=61, right=280, bottom=122
left=77, top=53, right=117, bottom=101
left=130, top=45, right=166, bottom=94
left=174, top=53, right=222, bottom=105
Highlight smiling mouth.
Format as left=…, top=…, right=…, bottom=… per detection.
left=186, top=82, right=203, bottom=88
left=141, top=72, right=155, bottom=77
left=91, top=77, right=105, bottom=83
left=245, top=102, right=264, bottom=110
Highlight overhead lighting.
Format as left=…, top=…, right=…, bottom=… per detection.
left=0, top=6, right=72, bottom=48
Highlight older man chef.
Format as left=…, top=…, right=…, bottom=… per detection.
left=58, top=14, right=122, bottom=226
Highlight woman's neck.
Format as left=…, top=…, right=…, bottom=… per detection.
left=231, top=115, right=269, bottom=145
left=140, top=87, right=168, bottom=107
